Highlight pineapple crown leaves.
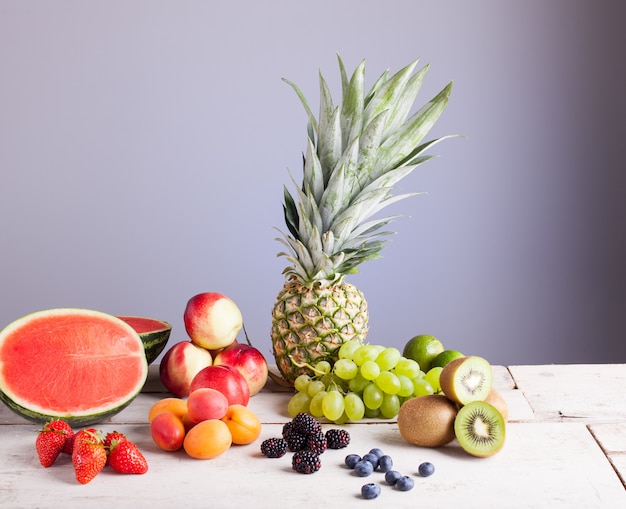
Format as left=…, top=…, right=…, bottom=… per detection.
left=277, top=54, right=457, bottom=286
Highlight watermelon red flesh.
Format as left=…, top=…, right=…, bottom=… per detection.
left=0, top=308, right=148, bottom=425
left=117, top=316, right=170, bottom=334
left=116, top=316, right=172, bottom=365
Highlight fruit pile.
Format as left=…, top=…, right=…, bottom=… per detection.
left=397, top=355, right=508, bottom=457
left=149, top=395, right=261, bottom=459
left=286, top=335, right=456, bottom=423
left=260, top=413, right=351, bottom=474
left=35, top=420, right=148, bottom=484
left=159, top=291, right=269, bottom=399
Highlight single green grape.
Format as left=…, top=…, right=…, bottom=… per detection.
left=307, top=379, right=326, bottom=397
left=364, top=406, right=380, bottom=418
left=375, top=371, right=401, bottom=395
left=313, top=360, right=332, bottom=375
left=397, top=374, right=415, bottom=398
left=294, top=374, right=311, bottom=393
left=344, top=392, right=366, bottom=421
left=322, top=390, right=345, bottom=421
left=348, top=372, right=370, bottom=393
left=352, top=345, right=379, bottom=366
left=309, top=390, right=327, bottom=417
left=338, top=340, right=361, bottom=360
left=424, top=366, right=443, bottom=393
left=333, top=358, right=358, bottom=380
left=393, top=357, right=421, bottom=379
left=375, top=347, right=401, bottom=371
left=363, top=382, right=384, bottom=410
left=333, top=412, right=349, bottom=425
left=287, top=391, right=312, bottom=417
left=360, top=360, right=381, bottom=380
left=380, top=393, right=400, bottom=419
left=413, top=378, right=435, bottom=396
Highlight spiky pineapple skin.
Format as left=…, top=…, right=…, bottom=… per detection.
left=271, top=279, right=368, bottom=383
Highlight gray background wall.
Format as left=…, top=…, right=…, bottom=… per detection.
left=1, top=1, right=625, bottom=366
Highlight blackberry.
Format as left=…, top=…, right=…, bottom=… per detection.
left=282, top=421, right=294, bottom=439
left=306, top=431, right=327, bottom=455
left=292, top=450, right=321, bottom=474
left=292, top=412, right=322, bottom=436
left=260, top=438, right=287, bottom=458
left=325, top=428, right=350, bottom=449
left=286, top=431, right=307, bottom=452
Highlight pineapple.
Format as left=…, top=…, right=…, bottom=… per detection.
left=271, top=55, right=454, bottom=384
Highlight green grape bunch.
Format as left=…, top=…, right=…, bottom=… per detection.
left=287, top=340, right=443, bottom=423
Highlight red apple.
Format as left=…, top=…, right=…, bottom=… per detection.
left=213, top=343, right=269, bottom=396
left=159, top=341, right=213, bottom=398
left=189, top=365, right=250, bottom=406
left=184, top=292, right=243, bottom=350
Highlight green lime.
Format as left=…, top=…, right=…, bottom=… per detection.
left=431, top=349, right=465, bottom=369
left=402, top=334, right=444, bottom=373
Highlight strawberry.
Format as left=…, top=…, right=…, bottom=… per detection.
left=107, top=440, right=148, bottom=474
left=103, top=431, right=127, bottom=451
left=35, top=420, right=73, bottom=467
left=71, top=428, right=106, bottom=484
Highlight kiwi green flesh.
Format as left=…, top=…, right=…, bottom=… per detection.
left=454, top=401, right=505, bottom=457
left=440, top=356, right=493, bottom=405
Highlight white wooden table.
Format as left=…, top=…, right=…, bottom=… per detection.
left=1, top=364, right=625, bottom=508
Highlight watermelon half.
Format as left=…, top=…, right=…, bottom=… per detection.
left=0, top=308, right=149, bottom=426
left=116, top=316, right=172, bottom=365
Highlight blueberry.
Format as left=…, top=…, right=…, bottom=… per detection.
left=418, top=461, right=435, bottom=477
left=362, top=453, right=379, bottom=469
left=368, top=447, right=384, bottom=458
left=354, top=460, right=374, bottom=477
left=361, top=483, right=381, bottom=500
left=396, top=476, right=415, bottom=491
left=384, top=470, right=402, bottom=486
left=345, top=454, right=361, bottom=469
left=377, top=455, right=393, bottom=472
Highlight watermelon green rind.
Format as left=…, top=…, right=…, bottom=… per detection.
left=0, top=389, right=138, bottom=427
left=116, top=316, right=172, bottom=365
left=0, top=308, right=148, bottom=426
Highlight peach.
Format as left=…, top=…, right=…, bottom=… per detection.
left=186, top=388, right=229, bottom=423
left=150, top=411, right=186, bottom=451
left=183, top=419, right=232, bottom=459
left=159, top=340, right=213, bottom=398
left=184, top=292, right=243, bottom=350
left=213, top=343, right=269, bottom=396
left=189, top=365, right=250, bottom=406
left=221, top=404, right=262, bottom=445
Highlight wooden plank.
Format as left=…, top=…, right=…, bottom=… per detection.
left=1, top=420, right=624, bottom=508
left=589, top=422, right=626, bottom=488
left=508, top=364, right=626, bottom=422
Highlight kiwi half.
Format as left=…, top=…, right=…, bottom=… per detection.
left=439, top=356, right=492, bottom=405
left=397, top=394, right=458, bottom=447
left=454, top=400, right=506, bottom=457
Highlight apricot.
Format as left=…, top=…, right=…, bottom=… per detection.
left=183, top=419, right=232, bottom=459
left=148, top=397, right=188, bottom=422
left=150, top=411, right=186, bottom=451
left=186, top=387, right=229, bottom=423
left=221, top=404, right=262, bottom=445
left=181, top=413, right=198, bottom=433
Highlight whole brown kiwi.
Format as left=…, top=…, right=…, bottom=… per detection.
left=397, top=394, right=458, bottom=447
